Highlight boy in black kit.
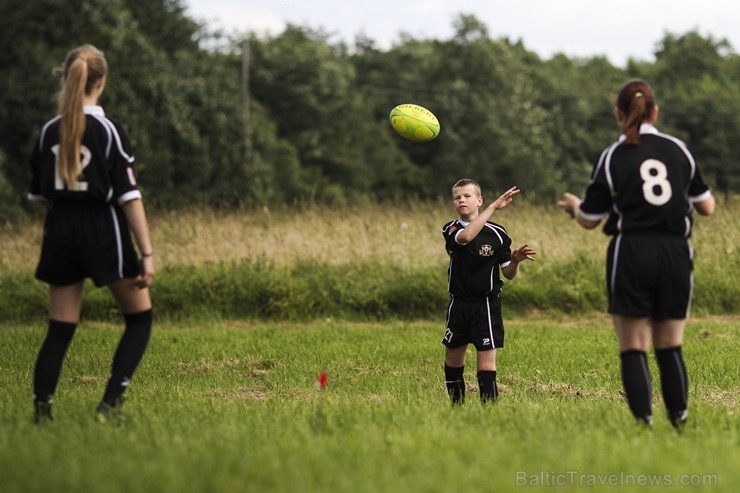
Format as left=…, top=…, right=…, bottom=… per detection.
left=442, top=179, right=536, bottom=405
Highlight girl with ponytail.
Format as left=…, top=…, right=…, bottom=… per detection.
left=28, top=45, right=154, bottom=423
left=558, top=80, right=715, bottom=430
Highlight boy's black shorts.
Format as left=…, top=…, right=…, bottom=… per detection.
left=607, top=233, right=693, bottom=321
left=442, top=295, right=504, bottom=350
left=35, top=202, right=141, bottom=287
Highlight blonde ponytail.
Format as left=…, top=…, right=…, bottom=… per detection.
left=56, top=45, right=108, bottom=187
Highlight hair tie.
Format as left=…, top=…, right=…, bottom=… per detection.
left=634, top=92, right=643, bottom=98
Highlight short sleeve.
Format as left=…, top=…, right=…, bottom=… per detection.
left=688, top=162, right=711, bottom=203
left=498, top=233, right=512, bottom=267
left=109, top=121, right=142, bottom=204
left=579, top=149, right=612, bottom=221
left=442, top=221, right=464, bottom=250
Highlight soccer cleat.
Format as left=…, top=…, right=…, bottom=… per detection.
left=96, top=397, right=125, bottom=424
left=34, top=401, right=53, bottom=425
left=669, top=410, right=688, bottom=431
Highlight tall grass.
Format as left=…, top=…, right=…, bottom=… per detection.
left=1, top=198, right=737, bottom=321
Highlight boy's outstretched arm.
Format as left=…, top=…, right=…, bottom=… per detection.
left=457, top=186, right=520, bottom=245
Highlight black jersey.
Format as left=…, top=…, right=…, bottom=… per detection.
left=442, top=219, right=512, bottom=299
left=579, top=124, right=711, bottom=238
left=28, top=106, right=141, bottom=205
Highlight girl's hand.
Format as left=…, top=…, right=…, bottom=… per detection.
left=136, top=255, right=155, bottom=288
left=557, top=192, right=581, bottom=219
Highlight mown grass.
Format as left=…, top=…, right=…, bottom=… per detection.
left=0, top=317, right=737, bottom=493
left=1, top=198, right=737, bottom=321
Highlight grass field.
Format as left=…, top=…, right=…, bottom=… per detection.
left=1, top=316, right=737, bottom=493
left=1, top=200, right=737, bottom=491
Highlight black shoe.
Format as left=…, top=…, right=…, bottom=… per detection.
left=34, top=401, right=53, bottom=425
left=669, top=410, right=688, bottom=431
left=96, top=397, right=125, bottom=423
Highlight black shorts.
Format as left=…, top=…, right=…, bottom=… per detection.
left=442, top=295, right=504, bottom=350
left=606, top=233, right=693, bottom=321
left=35, top=202, right=141, bottom=287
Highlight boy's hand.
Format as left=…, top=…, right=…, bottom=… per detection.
left=491, top=186, right=520, bottom=211
left=512, top=244, right=536, bottom=263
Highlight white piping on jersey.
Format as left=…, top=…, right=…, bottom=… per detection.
left=452, top=220, right=509, bottom=245
left=578, top=143, right=618, bottom=222
left=653, top=127, right=696, bottom=179
left=86, top=106, right=135, bottom=164
left=603, top=142, right=625, bottom=232
left=483, top=222, right=505, bottom=243
left=655, top=128, right=700, bottom=240
left=108, top=205, right=124, bottom=279
left=118, top=190, right=143, bottom=205
left=690, top=189, right=712, bottom=204
left=579, top=210, right=608, bottom=222
left=38, top=116, right=61, bottom=151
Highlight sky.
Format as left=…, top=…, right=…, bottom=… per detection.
left=185, top=0, right=740, bottom=67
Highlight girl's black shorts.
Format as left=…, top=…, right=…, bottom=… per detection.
left=35, top=201, right=141, bottom=287
left=607, top=232, right=693, bottom=321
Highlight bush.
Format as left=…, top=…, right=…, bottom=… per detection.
left=3, top=251, right=736, bottom=324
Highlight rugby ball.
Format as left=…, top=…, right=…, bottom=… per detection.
left=389, top=104, right=440, bottom=142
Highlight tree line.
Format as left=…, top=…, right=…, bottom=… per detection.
left=1, top=0, right=738, bottom=220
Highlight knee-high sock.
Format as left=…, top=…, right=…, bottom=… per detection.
left=33, top=320, right=77, bottom=403
left=102, top=310, right=152, bottom=405
left=655, top=346, right=688, bottom=427
left=620, top=350, right=653, bottom=424
left=477, top=370, right=498, bottom=403
left=444, top=364, right=465, bottom=404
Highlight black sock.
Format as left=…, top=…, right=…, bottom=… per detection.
left=102, top=310, right=152, bottom=406
left=33, top=320, right=77, bottom=403
left=655, top=346, right=688, bottom=427
left=444, top=364, right=465, bottom=405
left=620, top=350, right=653, bottom=424
left=477, top=370, right=498, bottom=403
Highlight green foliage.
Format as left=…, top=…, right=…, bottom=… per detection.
left=638, top=30, right=740, bottom=195
left=0, top=6, right=738, bottom=216
left=2, top=249, right=736, bottom=323
left=1, top=319, right=738, bottom=492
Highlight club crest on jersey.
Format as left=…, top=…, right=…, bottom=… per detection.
left=479, top=244, right=494, bottom=256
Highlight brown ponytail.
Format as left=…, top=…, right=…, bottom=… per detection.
left=57, top=45, right=107, bottom=187
left=615, top=80, right=655, bottom=145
